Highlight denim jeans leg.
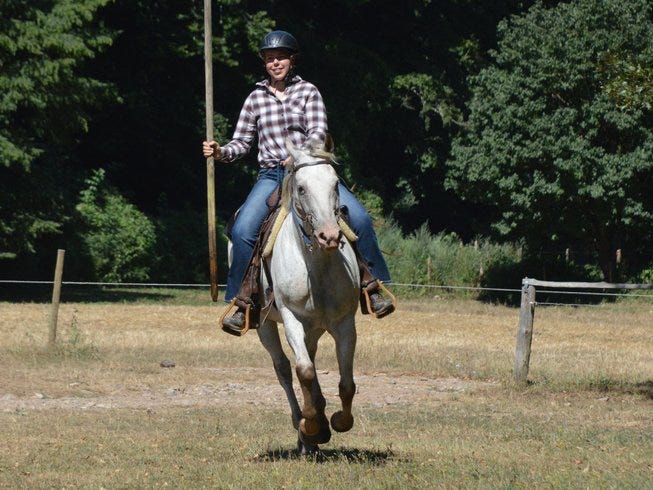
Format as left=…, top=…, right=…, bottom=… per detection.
left=225, top=170, right=280, bottom=302
left=338, top=183, right=391, bottom=282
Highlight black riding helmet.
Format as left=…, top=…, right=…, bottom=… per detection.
left=259, top=30, right=299, bottom=55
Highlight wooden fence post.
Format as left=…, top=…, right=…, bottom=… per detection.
left=514, top=278, right=536, bottom=385
left=48, top=249, right=65, bottom=345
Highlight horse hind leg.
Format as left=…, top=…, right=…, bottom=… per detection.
left=257, top=320, right=301, bottom=429
left=330, top=319, right=356, bottom=433
left=331, top=386, right=355, bottom=432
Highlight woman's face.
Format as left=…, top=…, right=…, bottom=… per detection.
left=263, top=49, right=293, bottom=83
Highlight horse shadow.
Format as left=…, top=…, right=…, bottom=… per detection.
left=254, top=447, right=394, bottom=465
left=524, top=379, right=653, bottom=400
left=628, top=380, right=653, bottom=400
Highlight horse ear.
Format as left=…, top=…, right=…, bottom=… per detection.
left=324, top=133, right=334, bottom=153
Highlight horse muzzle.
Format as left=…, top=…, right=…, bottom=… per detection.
left=315, top=225, right=343, bottom=251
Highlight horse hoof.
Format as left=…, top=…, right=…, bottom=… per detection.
left=330, top=411, right=354, bottom=432
left=297, top=437, right=319, bottom=456
left=300, top=418, right=319, bottom=436
left=316, top=423, right=332, bottom=444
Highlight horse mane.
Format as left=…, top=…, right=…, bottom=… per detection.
left=307, top=147, right=337, bottom=162
left=280, top=145, right=337, bottom=210
left=265, top=143, right=356, bottom=257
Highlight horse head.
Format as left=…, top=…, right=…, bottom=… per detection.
left=284, top=139, right=343, bottom=251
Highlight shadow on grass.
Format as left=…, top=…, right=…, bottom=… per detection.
left=628, top=380, right=653, bottom=400
left=0, top=284, right=176, bottom=303
left=526, top=378, right=653, bottom=400
left=254, top=447, right=394, bottom=465
left=585, top=378, right=653, bottom=400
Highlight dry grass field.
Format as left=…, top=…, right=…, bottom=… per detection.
left=0, top=291, right=651, bottom=488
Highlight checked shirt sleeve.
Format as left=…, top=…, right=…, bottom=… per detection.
left=304, top=85, right=328, bottom=148
left=220, top=95, right=258, bottom=163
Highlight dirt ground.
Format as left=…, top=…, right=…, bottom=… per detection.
left=0, top=367, right=497, bottom=412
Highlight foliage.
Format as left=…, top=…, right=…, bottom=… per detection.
left=638, top=266, right=653, bottom=285
left=0, top=0, right=116, bottom=262
left=153, top=199, right=229, bottom=284
left=447, top=0, right=653, bottom=280
left=2, top=0, right=652, bottom=283
left=599, top=50, right=653, bottom=111
left=76, top=169, right=156, bottom=281
left=377, top=219, right=522, bottom=295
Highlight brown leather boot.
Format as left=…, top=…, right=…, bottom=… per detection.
left=222, top=309, right=246, bottom=336
left=360, top=277, right=396, bottom=318
left=369, top=292, right=395, bottom=318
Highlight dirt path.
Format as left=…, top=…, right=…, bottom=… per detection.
left=0, top=368, right=498, bottom=412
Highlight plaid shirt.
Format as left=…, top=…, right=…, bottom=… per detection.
left=220, top=76, right=328, bottom=168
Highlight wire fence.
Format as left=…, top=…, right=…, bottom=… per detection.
left=2, top=279, right=652, bottom=304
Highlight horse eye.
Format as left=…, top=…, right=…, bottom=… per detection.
left=298, top=186, right=305, bottom=195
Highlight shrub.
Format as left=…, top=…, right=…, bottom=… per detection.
left=76, top=169, right=156, bottom=282
left=376, top=219, right=522, bottom=297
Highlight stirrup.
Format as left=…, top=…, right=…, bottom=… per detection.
left=361, top=280, right=397, bottom=318
left=218, top=298, right=252, bottom=336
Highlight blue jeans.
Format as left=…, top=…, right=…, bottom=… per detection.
left=225, top=166, right=391, bottom=302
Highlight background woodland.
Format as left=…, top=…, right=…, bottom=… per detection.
left=1, top=0, right=652, bottom=288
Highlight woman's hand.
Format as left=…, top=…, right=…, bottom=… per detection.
left=202, top=140, right=221, bottom=159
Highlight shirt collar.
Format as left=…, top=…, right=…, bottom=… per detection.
left=256, top=75, right=302, bottom=90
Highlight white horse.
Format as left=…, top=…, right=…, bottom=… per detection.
left=258, top=140, right=360, bottom=455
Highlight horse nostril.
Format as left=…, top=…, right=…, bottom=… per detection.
left=317, top=230, right=339, bottom=248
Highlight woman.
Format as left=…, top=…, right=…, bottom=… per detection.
left=203, top=30, right=393, bottom=335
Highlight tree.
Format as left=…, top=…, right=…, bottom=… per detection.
left=0, top=0, right=115, bottom=262
left=447, top=0, right=653, bottom=279
left=235, top=1, right=537, bottom=234
left=76, top=169, right=156, bottom=281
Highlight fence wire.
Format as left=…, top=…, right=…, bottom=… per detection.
left=3, top=279, right=652, bottom=303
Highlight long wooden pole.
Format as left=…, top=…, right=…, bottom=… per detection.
left=204, top=0, right=218, bottom=302
left=48, top=249, right=65, bottom=345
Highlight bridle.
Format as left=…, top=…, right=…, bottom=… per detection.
left=287, top=159, right=337, bottom=251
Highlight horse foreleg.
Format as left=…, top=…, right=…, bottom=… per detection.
left=257, top=320, right=302, bottom=429
left=295, top=343, right=331, bottom=454
left=331, top=318, right=357, bottom=433
left=281, top=312, right=320, bottom=437
left=296, top=362, right=320, bottom=437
